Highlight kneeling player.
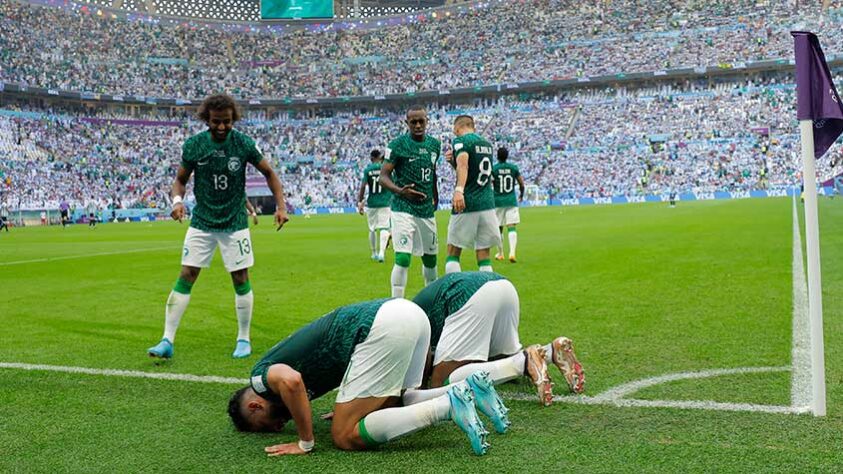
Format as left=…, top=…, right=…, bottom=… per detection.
left=228, top=298, right=509, bottom=456
left=412, top=272, right=585, bottom=406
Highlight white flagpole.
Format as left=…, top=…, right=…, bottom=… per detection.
left=798, top=119, right=827, bottom=417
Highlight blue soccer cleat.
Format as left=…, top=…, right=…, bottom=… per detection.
left=448, top=384, right=490, bottom=455
left=466, top=370, right=510, bottom=434
left=147, top=338, right=173, bottom=359
left=232, top=339, right=252, bottom=359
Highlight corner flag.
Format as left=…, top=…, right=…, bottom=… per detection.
left=792, top=31, right=843, bottom=158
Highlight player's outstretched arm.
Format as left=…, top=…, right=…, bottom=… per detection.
left=452, top=152, right=469, bottom=213
left=255, top=160, right=289, bottom=231
left=171, top=166, right=192, bottom=222
left=264, top=364, right=314, bottom=456
left=379, top=161, right=426, bottom=201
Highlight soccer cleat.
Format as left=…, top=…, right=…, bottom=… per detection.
left=232, top=339, right=252, bottom=359
left=466, top=371, right=510, bottom=434
left=371, top=254, right=379, bottom=261
left=376, top=254, right=385, bottom=263
left=448, top=384, right=490, bottom=455
left=495, top=254, right=505, bottom=261
left=550, top=337, right=585, bottom=394
left=509, top=256, right=517, bottom=263
left=525, top=344, right=553, bottom=406
left=147, top=338, right=173, bottom=359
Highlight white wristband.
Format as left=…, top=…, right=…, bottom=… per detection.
left=298, top=439, right=314, bottom=452
left=455, top=186, right=465, bottom=194
left=172, top=195, right=183, bottom=206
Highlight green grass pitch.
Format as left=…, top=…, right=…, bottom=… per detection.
left=2, top=197, right=843, bottom=472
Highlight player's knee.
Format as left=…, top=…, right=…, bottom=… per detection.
left=230, top=269, right=249, bottom=286
left=331, top=423, right=365, bottom=451
left=395, top=252, right=411, bottom=268
left=421, top=254, right=437, bottom=268
left=179, top=266, right=200, bottom=282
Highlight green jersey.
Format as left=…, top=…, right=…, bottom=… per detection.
left=492, top=162, right=521, bottom=208
left=385, top=134, right=441, bottom=218
left=362, top=162, right=392, bottom=208
left=412, top=272, right=505, bottom=348
left=181, top=130, right=264, bottom=233
left=250, top=299, right=389, bottom=402
left=452, top=133, right=495, bottom=214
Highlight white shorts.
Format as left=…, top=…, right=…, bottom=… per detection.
left=495, top=207, right=520, bottom=226
left=336, top=299, right=431, bottom=403
left=391, top=211, right=438, bottom=256
left=447, top=209, right=502, bottom=250
left=366, top=207, right=391, bottom=232
left=181, top=227, right=254, bottom=273
left=434, top=279, right=522, bottom=365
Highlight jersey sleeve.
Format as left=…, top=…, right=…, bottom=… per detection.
left=384, top=140, right=402, bottom=166
left=246, top=138, right=265, bottom=166
left=180, top=140, right=195, bottom=171
left=361, top=166, right=369, bottom=184
left=512, top=164, right=521, bottom=179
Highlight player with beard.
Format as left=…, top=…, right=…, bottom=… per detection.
left=147, top=94, right=289, bottom=360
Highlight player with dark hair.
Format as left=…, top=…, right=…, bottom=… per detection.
left=357, top=149, right=392, bottom=262
left=444, top=115, right=500, bottom=273
left=227, top=298, right=507, bottom=456
left=147, top=93, right=289, bottom=360
left=379, top=107, right=441, bottom=297
left=59, top=200, right=70, bottom=228
left=0, top=201, right=9, bottom=233
left=491, top=147, right=525, bottom=262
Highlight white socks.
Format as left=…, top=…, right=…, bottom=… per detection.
left=508, top=230, right=518, bottom=258
left=359, top=395, right=451, bottom=445
left=391, top=265, right=408, bottom=298
left=446, top=352, right=526, bottom=385
left=402, top=382, right=463, bottom=405
left=378, top=230, right=391, bottom=259
left=422, top=265, right=438, bottom=285
left=445, top=260, right=461, bottom=274
left=235, top=291, right=254, bottom=341
left=369, top=231, right=377, bottom=256
left=163, top=291, right=190, bottom=342
left=478, top=264, right=493, bottom=272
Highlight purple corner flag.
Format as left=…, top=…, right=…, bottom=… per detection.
left=792, top=31, right=843, bottom=159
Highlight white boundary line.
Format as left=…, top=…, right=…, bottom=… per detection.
left=0, top=246, right=176, bottom=266
left=791, top=198, right=812, bottom=409
left=0, top=362, right=807, bottom=415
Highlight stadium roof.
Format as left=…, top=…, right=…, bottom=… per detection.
left=79, top=0, right=448, bottom=22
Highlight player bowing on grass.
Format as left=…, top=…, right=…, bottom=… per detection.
left=491, top=147, right=525, bottom=263
left=444, top=116, right=501, bottom=273
left=147, top=94, right=289, bottom=360
left=228, top=298, right=509, bottom=456
left=413, top=272, right=585, bottom=406
left=357, top=149, right=392, bottom=263
left=379, top=107, right=441, bottom=297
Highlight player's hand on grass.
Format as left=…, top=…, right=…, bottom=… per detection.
left=171, top=203, right=185, bottom=222
left=320, top=411, right=334, bottom=421
left=453, top=191, right=465, bottom=213
left=275, top=209, right=289, bottom=231
left=399, top=184, right=426, bottom=202
left=265, top=442, right=309, bottom=456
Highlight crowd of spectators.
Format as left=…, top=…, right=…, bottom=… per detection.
left=3, top=77, right=838, bottom=213
left=1, top=0, right=840, bottom=99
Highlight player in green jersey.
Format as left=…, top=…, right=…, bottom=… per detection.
left=444, top=116, right=501, bottom=274
left=147, top=94, right=289, bottom=361
left=227, top=298, right=510, bottom=456
left=413, top=272, right=585, bottom=406
left=379, top=107, right=441, bottom=297
left=491, top=147, right=525, bottom=262
left=356, top=149, right=392, bottom=263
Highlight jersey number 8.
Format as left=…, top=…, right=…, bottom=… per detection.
left=476, top=157, right=492, bottom=186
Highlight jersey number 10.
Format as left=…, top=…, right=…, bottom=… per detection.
left=497, top=174, right=514, bottom=193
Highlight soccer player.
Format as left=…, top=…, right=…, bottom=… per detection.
left=0, top=202, right=9, bottom=233
left=413, top=271, right=585, bottom=406
left=147, top=94, right=289, bottom=360
left=357, top=149, right=392, bottom=263
left=379, top=107, right=441, bottom=297
left=491, top=147, right=525, bottom=262
left=227, top=298, right=508, bottom=456
left=59, top=200, right=70, bottom=228
left=444, top=116, right=500, bottom=273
